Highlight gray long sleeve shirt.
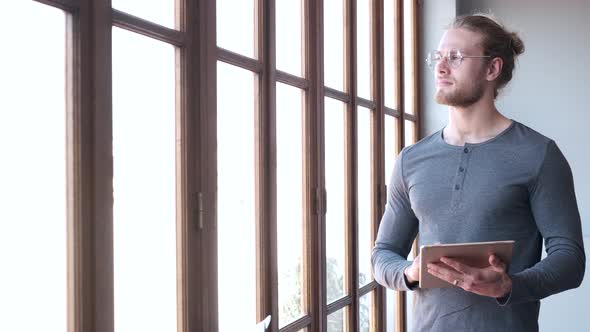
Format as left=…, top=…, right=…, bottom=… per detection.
left=372, top=121, right=585, bottom=331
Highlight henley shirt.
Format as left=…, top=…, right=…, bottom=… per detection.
left=372, top=120, right=585, bottom=331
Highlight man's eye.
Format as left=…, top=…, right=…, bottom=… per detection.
left=449, top=53, right=461, bottom=60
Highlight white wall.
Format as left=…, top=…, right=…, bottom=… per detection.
left=419, top=0, right=457, bottom=138
left=421, top=0, right=590, bottom=331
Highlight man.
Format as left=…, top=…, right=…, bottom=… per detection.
left=372, top=14, right=585, bottom=331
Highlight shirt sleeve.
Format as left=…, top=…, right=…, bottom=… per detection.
left=372, top=148, right=420, bottom=291
left=499, top=140, right=586, bottom=305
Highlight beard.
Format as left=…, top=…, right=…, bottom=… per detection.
left=435, top=70, right=487, bottom=107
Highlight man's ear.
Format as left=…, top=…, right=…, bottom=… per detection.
left=486, top=57, right=503, bottom=81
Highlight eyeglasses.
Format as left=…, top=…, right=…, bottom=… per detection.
left=425, top=49, right=491, bottom=70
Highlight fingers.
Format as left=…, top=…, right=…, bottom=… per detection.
left=428, top=255, right=510, bottom=298
left=489, top=254, right=507, bottom=273
left=427, top=262, right=464, bottom=286
left=439, top=257, right=475, bottom=275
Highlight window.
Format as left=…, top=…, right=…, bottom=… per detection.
left=21, top=0, right=419, bottom=330
left=276, top=83, right=307, bottom=328
left=325, top=97, right=347, bottom=305
left=216, top=61, right=258, bottom=330
left=0, top=3, right=66, bottom=331
left=112, top=27, right=177, bottom=332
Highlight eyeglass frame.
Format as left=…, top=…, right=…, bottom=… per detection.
left=425, top=49, right=492, bottom=69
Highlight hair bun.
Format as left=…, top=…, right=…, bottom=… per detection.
left=509, top=32, right=525, bottom=55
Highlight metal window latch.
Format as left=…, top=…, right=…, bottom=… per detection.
left=196, top=192, right=204, bottom=230
left=314, top=188, right=322, bottom=215
left=314, top=187, right=327, bottom=216
left=322, top=188, right=327, bottom=215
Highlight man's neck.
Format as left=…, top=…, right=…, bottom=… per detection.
left=443, top=98, right=512, bottom=146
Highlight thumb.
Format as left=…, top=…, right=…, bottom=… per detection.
left=489, top=254, right=506, bottom=273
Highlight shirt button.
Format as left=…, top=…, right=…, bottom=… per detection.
left=459, top=166, right=465, bottom=172
left=463, top=147, right=469, bottom=153
left=454, top=184, right=460, bottom=190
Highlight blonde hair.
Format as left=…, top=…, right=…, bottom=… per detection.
left=450, top=14, right=525, bottom=98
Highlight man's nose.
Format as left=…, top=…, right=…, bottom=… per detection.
left=436, top=58, right=450, bottom=75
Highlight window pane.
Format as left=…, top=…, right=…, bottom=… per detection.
left=407, top=292, right=415, bottom=332
left=406, top=245, right=416, bottom=332
left=0, top=4, right=66, bottom=332
left=113, top=0, right=175, bottom=29
left=384, top=117, right=398, bottom=332
left=386, top=289, right=397, bottom=332
left=403, top=0, right=415, bottom=114
left=324, top=0, right=346, bottom=91
left=217, top=62, right=257, bottom=330
left=277, top=0, right=304, bottom=77
left=406, top=238, right=417, bottom=332
left=217, top=0, right=257, bottom=58
left=328, top=306, right=348, bottom=332
left=112, top=28, right=177, bottom=332
left=357, top=107, right=373, bottom=287
left=325, top=97, right=347, bottom=303
left=277, top=83, right=306, bottom=327
left=357, top=0, right=372, bottom=100
left=404, top=120, right=416, bottom=147
left=359, top=291, right=374, bottom=332
left=384, top=115, right=399, bottom=185
left=384, top=0, right=397, bottom=108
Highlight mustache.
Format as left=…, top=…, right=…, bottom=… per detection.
left=436, top=77, right=454, bottom=84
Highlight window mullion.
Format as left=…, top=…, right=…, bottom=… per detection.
left=308, top=0, right=326, bottom=330
left=257, top=0, right=278, bottom=329
left=180, top=0, right=210, bottom=331
left=346, top=0, right=360, bottom=331
left=372, top=0, right=387, bottom=330
left=73, top=1, right=113, bottom=332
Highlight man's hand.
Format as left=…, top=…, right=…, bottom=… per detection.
left=404, top=254, right=421, bottom=284
left=426, top=254, right=512, bottom=298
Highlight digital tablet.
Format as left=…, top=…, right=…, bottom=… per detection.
left=419, top=240, right=515, bottom=289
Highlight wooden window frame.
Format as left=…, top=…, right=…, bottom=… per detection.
left=31, top=0, right=420, bottom=330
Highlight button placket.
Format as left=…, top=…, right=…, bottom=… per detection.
left=450, top=146, right=472, bottom=212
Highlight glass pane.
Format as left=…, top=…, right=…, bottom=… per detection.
left=357, top=107, right=373, bottom=287
left=328, top=307, right=348, bottom=332
left=404, top=120, right=415, bottom=147
left=113, top=0, right=175, bottom=29
left=386, top=289, right=397, bottom=332
left=359, top=291, right=374, bottom=332
left=406, top=238, right=416, bottom=332
left=277, top=0, right=304, bottom=77
left=403, top=0, right=415, bottom=114
left=384, top=0, right=397, bottom=108
left=0, top=4, right=66, bottom=332
left=277, top=83, right=306, bottom=327
left=324, top=0, right=346, bottom=91
left=357, top=0, right=372, bottom=100
left=217, top=0, right=257, bottom=58
left=217, top=62, right=257, bottom=330
left=407, top=293, right=415, bottom=332
left=325, top=97, right=347, bottom=303
left=384, top=115, right=399, bottom=184
left=385, top=117, right=401, bottom=332
left=112, top=28, right=177, bottom=332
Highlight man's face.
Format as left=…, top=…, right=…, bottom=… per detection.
left=433, top=28, right=489, bottom=107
